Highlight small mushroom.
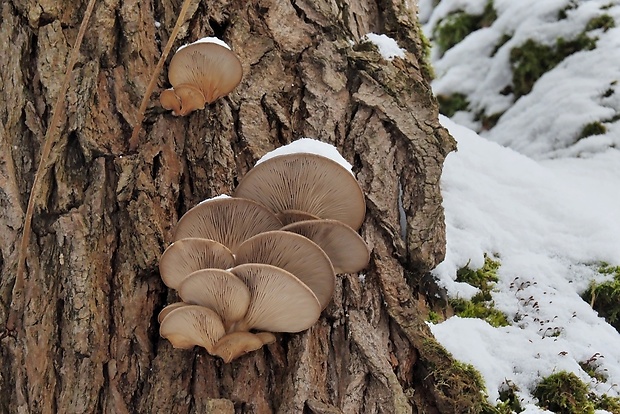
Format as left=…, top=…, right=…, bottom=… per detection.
left=276, top=209, right=320, bottom=226
left=235, top=230, right=335, bottom=310
left=159, top=238, right=235, bottom=289
left=159, top=88, right=182, bottom=114
left=159, top=305, right=225, bottom=353
left=211, top=331, right=264, bottom=363
left=233, top=153, right=366, bottom=230
left=281, top=219, right=370, bottom=274
left=177, top=269, right=251, bottom=331
left=230, top=263, right=321, bottom=332
left=157, top=302, right=191, bottom=324
left=173, top=197, right=282, bottom=252
left=160, top=40, right=243, bottom=116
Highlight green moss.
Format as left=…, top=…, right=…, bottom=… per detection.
left=585, top=14, right=615, bottom=32
left=437, top=93, right=469, bottom=117
left=579, top=353, right=607, bottom=382
left=433, top=1, right=497, bottom=53
left=534, top=372, right=595, bottom=414
left=450, top=255, right=510, bottom=328
left=582, top=264, right=620, bottom=332
left=420, top=338, right=490, bottom=412
left=579, top=122, right=607, bottom=139
left=593, top=394, right=620, bottom=413
left=510, top=33, right=597, bottom=97
left=491, top=33, right=512, bottom=57
left=427, top=310, right=443, bottom=324
left=558, top=1, right=578, bottom=20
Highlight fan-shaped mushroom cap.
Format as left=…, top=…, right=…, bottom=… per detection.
left=173, top=197, right=282, bottom=252
left=230, top=264, right=321, bottom=332
left=281, top=219, right=370, bottom=274
left=212, top=331, right=264, bottom=363
left=235, top=231, right=335, bottom=310
left=158, top=302, right=191, bottom=324
left=168, top=41, right=242, bottom=105
left=159, top=305, right=225, bottom=352
left=159, top=238, right=235, bottom=289
left=276, top=209, right=319, bottom=226
left=159, top=88, right=182, bottom=114
left=233, top=153, right=366, bottom=230
left=178, top=269, right=251, bottom=331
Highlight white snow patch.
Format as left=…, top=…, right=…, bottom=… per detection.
left=362, top=33, right=406, bottom=60
left=198, top=194, right=231, bottom=204
left=178, top=37, right=231, bottom=52
left=257, top=138, right=353, bottom=175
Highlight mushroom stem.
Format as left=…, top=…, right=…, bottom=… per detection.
left=228, top=319, right=250, bottom=333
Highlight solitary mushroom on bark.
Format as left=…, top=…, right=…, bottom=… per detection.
left=173, top=197, right=282, bottom=252
left=160, top=38, right=243, bottom=116
left=234, top=153, right=366, bottom=230
left=235, top=230, right=336, bottom=310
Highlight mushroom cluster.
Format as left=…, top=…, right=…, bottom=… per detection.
left=160, top=37, right=242, bottom=116
left=158, top=150, right=369, bottom=363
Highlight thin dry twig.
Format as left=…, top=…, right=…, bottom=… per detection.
left=8, top=0, right=98, bottom=333
left=128, top=0, right=195, bottom=151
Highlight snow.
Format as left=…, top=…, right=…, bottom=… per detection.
left=361, top=33, right=406, bottom=60
left=430, top=115, right=620, bottom=408
left=256, top=138, right=353, bottom=174
left=177, top=37, right=231, bottom=52
left=198, top=194, right=231, bottom=204
left=421, top=0, right=620, bottom=159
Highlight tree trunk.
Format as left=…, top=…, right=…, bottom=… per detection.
left=0, top=0, right=486, bottom=413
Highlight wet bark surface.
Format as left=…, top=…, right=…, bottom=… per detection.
left=0, top=0, right=485, bottom=413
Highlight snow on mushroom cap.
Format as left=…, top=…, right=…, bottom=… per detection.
left=172, top=197, right=282, bottom=252
left=235, top=230, right=336, bottom=310
left=177, top=36, right=232, bottom=52
left=159, top=305, right=225, bottom=352
left=159, top=238, right=235, bottom=289
left=256, top=138, right=353, bottom=175
left=230, top=263, right=321, bottom=333
left=281, top=219, right=370, bottom=274
left=177, top=268, right=251, bottom=331
left=234, top=153, right=366, bottom=230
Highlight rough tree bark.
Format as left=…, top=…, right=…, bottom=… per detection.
left=0, top=0, right=487, bottom=413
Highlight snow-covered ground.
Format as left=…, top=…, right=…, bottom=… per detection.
left=420, top=0, right=620, bottom=159
left=418, top=0, right=620, bottom=411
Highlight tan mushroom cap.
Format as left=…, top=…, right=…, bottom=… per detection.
left=212, top=331, right=264, bottom=363
left=158, top=302, right=191, bottom=324
left=159, top=88, right=182, bottom=114
left=276, top=209, right=320, bottom=226
left=281, top=219, right=370, bottom=274
left=173, top=197, right=282, bottom=252
left=235, top=230, right=335, bottom=310
left=178, top=269, right=251, bottom=331
left=233, top=153, right=366, bottom=230
left=230, top=264, right=321, bottom=333
left=168, top=42, right=243, bottom=104
left=173, top=84, right=207, bottom=115
left=159, top=238, right=235, bottom=289
left=159, top=305, right=225, bottom=353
